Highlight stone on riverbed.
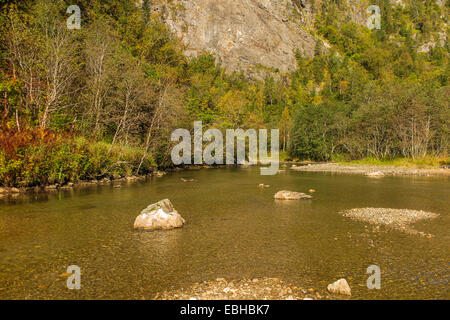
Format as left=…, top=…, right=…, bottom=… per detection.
left=327, top=278, right=351, bottom=296
left=274, top=190, right=312, bottom=200
left=366, top=171, right=384, bottom=177
left=0, top=187, right=20, bottom=193
left=134, top=199, right=185, bottom=231
left=153, top=170, right=166, bottom=178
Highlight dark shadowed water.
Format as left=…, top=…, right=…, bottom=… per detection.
left=0, top=166, right=449, bottom=299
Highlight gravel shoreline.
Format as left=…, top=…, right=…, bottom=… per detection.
left=154, top=278, right=328, bottom=300
left=290, top=163, right=450, bottom=176
left=340, top=208, right=440, bottom=237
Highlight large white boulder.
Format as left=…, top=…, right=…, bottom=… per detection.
left=134, top=199, right=185, bottom=231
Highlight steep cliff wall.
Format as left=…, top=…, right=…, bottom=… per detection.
left=160, top=0, right=318, bottom=74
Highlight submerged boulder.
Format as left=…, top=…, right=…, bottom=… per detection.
left=153, top=171, right=166, bottom=178
left=274, top=190, right=312, bottom=200
left=327, top=278, right=351, bottom=296
left=366, top=171, right=384, bottom=177
left=134, top=199, right=185, bottom=231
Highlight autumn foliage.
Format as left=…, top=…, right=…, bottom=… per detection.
left=0, top=124, right=154, bottom=187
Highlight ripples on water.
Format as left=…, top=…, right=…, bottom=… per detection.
left=0, top=166, right=449, bottom=299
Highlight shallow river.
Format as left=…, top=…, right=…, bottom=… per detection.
left=0, top=166, right=449, bottom=299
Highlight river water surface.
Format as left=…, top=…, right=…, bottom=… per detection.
left=0, top=166, right=448, bottom=299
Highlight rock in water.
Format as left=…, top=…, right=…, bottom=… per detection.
left=274, top=190, right=312, bottom=200
left=366, top=171, right=384, bottom=177
left=327, top=279, right=351, bottom=296
left=134, top=199, right=185, bottom=231
left=154, top=171, right=166, bottom=177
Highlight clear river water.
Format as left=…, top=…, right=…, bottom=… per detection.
left=0, top=166, right=448, bottom=299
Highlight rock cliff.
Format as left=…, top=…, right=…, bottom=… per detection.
left=158, top=0, right=324, bottom=74
left=141, top=0, right=447, bottom=75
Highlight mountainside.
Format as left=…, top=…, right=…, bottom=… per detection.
left=149, top=0, right=447, bottom=75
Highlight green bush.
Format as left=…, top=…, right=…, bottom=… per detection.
left=0, top=133, right=155, bottom=187
left=288, top=102, right=349, bottom=161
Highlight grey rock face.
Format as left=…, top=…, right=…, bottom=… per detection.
left=149, top=0, right=445, bottom=75
left=163, top=0, right=317, bottom=74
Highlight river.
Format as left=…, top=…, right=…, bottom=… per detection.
left=0, top=166, right=448, bottom=299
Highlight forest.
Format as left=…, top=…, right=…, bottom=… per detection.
left=0, top=0, right=448, bottom=187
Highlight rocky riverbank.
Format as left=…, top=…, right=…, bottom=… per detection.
left=154, top=278, right=329, bottom=300
left=0, top=164, right=236, bottom=196
left=290, top=163, right=450, bottom=177
left=0, top=171, right=166, bottom=195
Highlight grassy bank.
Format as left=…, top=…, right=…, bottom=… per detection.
left=0, top=128, right=155, bottom=188
left=275, top=152, right=448, bottom=169
left=337, top=156, right=449, bottom=169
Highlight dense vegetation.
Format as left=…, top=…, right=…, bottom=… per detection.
left=0, top=0, right=448, bottom=187
left=289, top=0, right=449, bottom=161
